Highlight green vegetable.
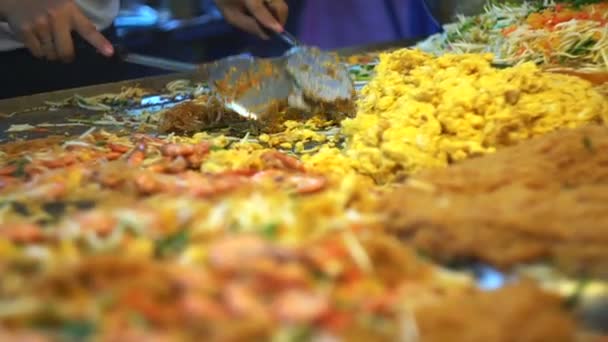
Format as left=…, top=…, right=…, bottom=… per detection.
left=61, top=320, right=96, bottom=341
left=155, top=230, right=189, bottom=257
left=564, top=277, right=589, bottom=309
left=562, top=0, right=603, bottom=9
left=9, top=158, right=30, bottom=177
left=272, top=325, right=313, bottom=342
left=582, top=136, right=594, bottom=152
left=262, top=223, right=279, bottom=238
left=567, top=39, right=596, bottom=57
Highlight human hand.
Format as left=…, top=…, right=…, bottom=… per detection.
left=0, top=0, right=114, bottom=62
left=214, top=0, right=288, bottom=40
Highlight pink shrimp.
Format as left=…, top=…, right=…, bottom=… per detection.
left=286, top=174, right=327, bottom=194
left=134, top=172, right=163, bottom=195
left=193, top=141, right=211, bottom=156
left=39, top=154, right=77, bottom=169
left=105, top=152, right=123, bottom=161
left=223, top=282, right=268, bottom=318
left=164, top=156, right=188, bottom=174
left=179, top=294, right=229, bottom=321
left=0, top=176, right=18, bottom=189
left=272, top=289, right=329, bottom=324
left=252, top=171, right=327, bottom=194
left=0, top=164, right=17, bottom=176
left=261, top=151, right=305, bottom=171
left=74, top=211, right=118, bottom=237
left=0, top=223, right=45, bottom=244
left=107, top=143, right=131, bottom=153
left=160, top=143, right=195, bottom=157
left=208, top=235, right=270, bottom=273
left=127, top=142, right=147, bottom=167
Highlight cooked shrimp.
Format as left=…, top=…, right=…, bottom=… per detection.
left=179, top=294, right=229, bottom=321
left=287, top=174, right=327, bottom=194
left=134, top=172, right=163, bottom=195
left=272, top=289, right=329, bottom=324
left=208, top=235, right=270, bottom=273
left=39, top=154, right=77, bottom=169
left=107, top=143, right=131, bottom=153
left=165, top=156, right=189, bottom=174
left=0, top=165, right=17, bottom=176
left=74, top=210, right=118, bottom=237
left=127, top=143, right=147, bottom=167
left=261, top=151, right=305, bottom=171
left=252, top=171, right=327, bottom=194
left=223, top=282, right=268, bottom=318
left=0, top=223, right=45, bottom=243
left=105, top=152, right=123, bottom=161
left=0, top=176, right=18, bottom=189
left=160, top=143, right=195, bottom=157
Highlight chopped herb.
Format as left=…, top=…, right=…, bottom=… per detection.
left=274, top=325, right=313, bottom=342
left=262, top=223, right=279, bottom=238
left=562, top=0, right=603, bottom=9
left=567, top=39, right=596, bottom=57
left=9, top=158, right=30, bottom=177
left=128, top=311, right=149, bottom=328
left=72, top=200, right=96, bottom=210
left=415, top=248, right=432, bottom=260
left=210, top=145, right=224, bottom=151
left=582, top=136, right=594, bottom=152
left=564, top=277, right=589, bottom=309
left=42, top=201, right=67, bottom=217
left=95, top=141, right=107, bottom=146
left=155, top=230, right=189, bottom=257
left=61, top=320, right=96, bottom=341
left=11, top=201, right=30, bottom=216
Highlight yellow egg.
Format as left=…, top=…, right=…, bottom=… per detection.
left=342, top=49, right=608, bottom=183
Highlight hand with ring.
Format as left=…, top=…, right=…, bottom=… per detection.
left=0, top=0, right=114, bottom=62
left=214, top=0, right=288, bottom=40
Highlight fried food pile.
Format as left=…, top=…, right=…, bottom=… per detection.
left=0, top=233, right=578, bottom=342
left=415, top=282, right=576, bottom=342
left=383, top=125, right=608, bottom=278
left=343, top=49, right=608, bottom=183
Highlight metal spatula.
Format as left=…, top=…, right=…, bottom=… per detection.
left=201, top=32, right=355, bottom=124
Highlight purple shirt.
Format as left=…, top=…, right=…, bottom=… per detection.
left=298, top=0, right=439, bottom=50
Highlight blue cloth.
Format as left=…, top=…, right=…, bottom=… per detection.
left=298, top=0, right=440, bottom=50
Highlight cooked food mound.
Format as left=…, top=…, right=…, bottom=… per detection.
left=342, top=49, right=608, bottom=183
left=382, top=125, right=608, bottom=278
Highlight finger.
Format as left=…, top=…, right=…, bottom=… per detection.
left=266, top=0, right=288, bottom=26
left=49, top=11, right=75, bottom=62
left=71, top=8, right=113, bottom=56
left=245, top=0, right=283, bottom=32
left=224, top=10, right=270, bottom=40
left=33, top=17, right=57, bottom=61
left=20, top=25, right=44, bottom=58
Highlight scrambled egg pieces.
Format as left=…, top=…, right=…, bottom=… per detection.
left=342, top=49, right=608, bottom=183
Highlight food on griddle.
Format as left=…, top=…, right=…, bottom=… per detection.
left=342, top=48, right=608, bottom=183
left=158, top=95, right=237, bottom=134
left=0, top=224, right=582, bottom=342
left=418, top=1, right=608, bottom=72
left=415, top=282, right=577, bottom=342
left=383, top=125, right=608, bottom=278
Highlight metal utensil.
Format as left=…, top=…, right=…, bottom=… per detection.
left=200, top=25, right=355, bottom=124
left=201, top=46, right=355, bottom=126
left=113, top=44, right=199, bottom=73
